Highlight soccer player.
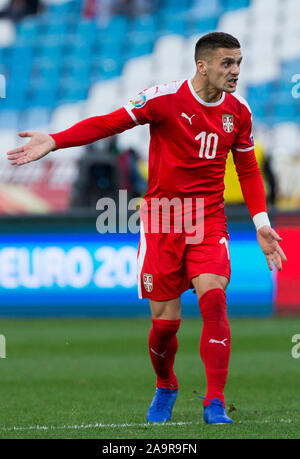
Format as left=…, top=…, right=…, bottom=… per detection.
left=7, top=32, right=286, bottom=424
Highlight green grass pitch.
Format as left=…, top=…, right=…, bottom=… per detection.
left=0, top=316, right=299, bottom=439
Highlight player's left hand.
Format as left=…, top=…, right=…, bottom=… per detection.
left=257, top=226, right=287, bottom=271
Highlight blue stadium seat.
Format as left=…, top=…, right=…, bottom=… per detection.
left=190, top=0, right=221, bottom=17
left=10, top=72, right=31, bottom=94
left=101, top=16, right=129, bottom=37
left=247, top=83, right=273, bottom=104
left=76, top=19, right=98, bottom=45
left=38, top=10, right=73, bottom=29
left=189, top=16, right=219, bottom=35
left=8, top=45, right=33, bottom=72
left=18, top=107, right=52, bottom=130
left=29, top=73, right=59, bottom=94
left=160, top=13, right=187, bottom=36
left=62, top=55, right=90, bottom=76
left=281, top=59, right=300, bottom=79
left=58, top=79, right=89, bottom=104
left=274, top=102, right=297, bottom=122
left=264, top=94, right=298, bottom=123
left=68, top=36, right=92, bottom=60
left=272, top=79, right=294, bottom=96
left=0, top=109, right=19, bottom=129
left=71, top=0, right=82, bottom=15
left=42, top=19, right=69, bottom=37
left=222, top=0, right=250, bottom=12
left=29, top=85, right=58, bottom=108
left=90, top=57, right=122, bottom=82
left=163, top=0, right=191, bottom=11
left=98, top=38, right=123, bottom=60
left=69, top=64, right=90, bottom=83
left=2, top=85, right=26, bottom=110
left=133, top=15, right=157, bottom=36
left=48, top=0, right=73, bottom=15
left=35, top=42, right=63, bottom=62
left=32, top=54, right=55, bottom=70
left=251, top=102, right=266, bottom=121
left=38, top=64, right=61, bottom=87
left=10, top=70, right=32, bottom=91
left=15, top=17, right=39, bottom=45
left=126, top=32, right=155, bottom=59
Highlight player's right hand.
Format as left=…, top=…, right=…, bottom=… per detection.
left=6, top=131, right=56, bottom=166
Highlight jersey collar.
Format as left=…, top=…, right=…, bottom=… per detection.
left=187, top=79, right=225, bottom=107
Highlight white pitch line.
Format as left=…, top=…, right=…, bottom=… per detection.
left=0, top=421, right=195, bottom=432
left=0, top=419, right=294, bottom=432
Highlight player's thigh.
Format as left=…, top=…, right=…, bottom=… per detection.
left=185, top=232, right=231, bottom=300
left=138, top=228, right=188, bottom=301
left=191, top=273, right=229, bottom=300
left=149, top=297, right=181, bottom=320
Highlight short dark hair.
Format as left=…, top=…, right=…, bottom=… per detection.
left=194, top=32, right=240, bottom=62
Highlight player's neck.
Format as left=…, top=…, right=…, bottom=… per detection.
left=191, top=75, right=223, bottom=104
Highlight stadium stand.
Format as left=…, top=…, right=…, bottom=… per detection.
left=0, top=0, right=299, bottom=212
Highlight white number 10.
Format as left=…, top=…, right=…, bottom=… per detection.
left=195, top=131, right=219, bottom=159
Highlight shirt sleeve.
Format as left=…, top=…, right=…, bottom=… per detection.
left=231, top=98, right=267, bottom=218
left=50, top=108, right=136, bottom=150
left=232, top=141, right=267, bottom=218
left=123, top=85, right=168, bottom=126
left=232, top=102, right=255, bottom=153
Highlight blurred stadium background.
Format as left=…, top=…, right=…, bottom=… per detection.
left=0, top=0, right=299, bottom=317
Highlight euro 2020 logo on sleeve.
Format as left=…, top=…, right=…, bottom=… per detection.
left=130, top=92, right=147, bottom=109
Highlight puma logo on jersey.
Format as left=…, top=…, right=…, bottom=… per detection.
left=150, top=348, right=166, bottom=358
left=209, top=338, right=228, bottom=347
left=181, top=113, right=195, bottom=125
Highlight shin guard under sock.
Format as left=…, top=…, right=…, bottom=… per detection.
left=198, top=289, right=231, bottom=406
left=148, top=318, right=181, bottom=389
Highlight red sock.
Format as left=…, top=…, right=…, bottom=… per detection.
left=148, top=318, right=181, bottom=390
left=199, top=288, right=231, bottom=406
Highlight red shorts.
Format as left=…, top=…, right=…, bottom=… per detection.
left=137, top=223, right=231, bottom=301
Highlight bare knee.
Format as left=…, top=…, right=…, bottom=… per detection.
left=192, top=274, right=229, bottom=300
left=149, top=298, right=181, bottom=320
left=199, top=281, right=227, bottom=298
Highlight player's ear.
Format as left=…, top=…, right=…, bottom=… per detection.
left=196, top=60, right=207, bottom=76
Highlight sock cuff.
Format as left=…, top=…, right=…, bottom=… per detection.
left=199, top=288, right=226, bottom=305
left=151, top=318, right=182, bottom=330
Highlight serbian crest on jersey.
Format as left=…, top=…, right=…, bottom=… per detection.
left=222, top=114, right=234, bottom=133
left=143, top=273, right=153, bottom=292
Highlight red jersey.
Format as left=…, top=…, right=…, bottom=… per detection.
left=49, top=79, right=268, bottom=298
left=51, top=78, right=266, bottom=235
left=124, top=79, right=255, bottom=233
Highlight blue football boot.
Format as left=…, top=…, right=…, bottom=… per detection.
left=202, top=397, right=233, bottom=424
left=147, top=388, right=178, bottom=423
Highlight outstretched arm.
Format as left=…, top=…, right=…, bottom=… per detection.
left=7, top=108, right=136, bottom=166
left=233, top=148, right=287, bottom=271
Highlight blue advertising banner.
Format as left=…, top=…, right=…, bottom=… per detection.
left=0, top=221, right=273, bottom=317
